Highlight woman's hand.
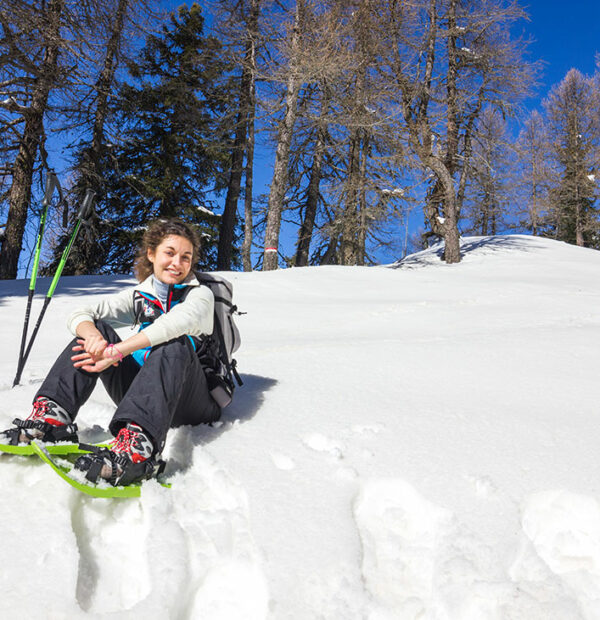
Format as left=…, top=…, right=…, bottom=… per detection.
left=79, top=333, right=107, bottom=359
left=71, top=340, right=115, bottom=373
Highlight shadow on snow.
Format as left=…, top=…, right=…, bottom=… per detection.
left=0, top=275, right=134, bottom=307
left=390, top=235, right=542, bottom=269
left=165, top=373, right=278, bottom=476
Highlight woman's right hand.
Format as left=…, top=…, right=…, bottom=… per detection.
left=71, top=341, right=116, bottom=373
left=80, top=333, right=107, bottom=358
left=73, top=323, right=107, bottom=361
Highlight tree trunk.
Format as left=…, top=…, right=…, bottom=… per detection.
left=263, top=0, right=303, bottom=271
left=72, top=0, right=129, bottom=274
left=341, top=133, right=360, bottom=265
left=294, top=84, right=329, bottom=267
left=441, top=0, right=461, bottom=264
left=241, top=0, right=259, bottom=272
left=357, top=135, right=368, bottom=266
left=0, top=0, right=62, bottom=279
left=242, top=116, right=255, bottom=271
left=444, top=215, right=461, bottom=263
left=217, top=102, right=247, bottom=270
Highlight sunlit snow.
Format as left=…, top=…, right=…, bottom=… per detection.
left=1, top=234, right=600, bottom=619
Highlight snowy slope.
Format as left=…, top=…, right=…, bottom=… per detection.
left=1, top=234, right=600, bottom=619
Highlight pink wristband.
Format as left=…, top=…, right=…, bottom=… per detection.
left=106, top=344, right=124, bottom=363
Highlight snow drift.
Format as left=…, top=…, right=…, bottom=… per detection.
left=1, top=234, right=600, bottom=619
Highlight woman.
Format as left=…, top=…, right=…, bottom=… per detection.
left=1, top=218, right=220, bottom=486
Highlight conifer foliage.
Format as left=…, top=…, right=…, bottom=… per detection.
left=48, top=3, right=230, bottom=275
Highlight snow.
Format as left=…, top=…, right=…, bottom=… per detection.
left=1, top=234, right=600, bottom=619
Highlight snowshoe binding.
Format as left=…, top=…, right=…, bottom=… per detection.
left=74, top=423, right=165, bottom=487
left=1, top=397, right=78, bottom=446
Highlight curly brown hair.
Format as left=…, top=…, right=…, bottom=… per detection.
left=133, top=218, right=200, bottom=282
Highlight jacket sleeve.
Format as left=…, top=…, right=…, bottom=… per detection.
left=141, top=285, right=214, bottom=347
left=67, top=286, right=136, bottom=335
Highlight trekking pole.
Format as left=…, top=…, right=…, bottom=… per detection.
left=13, top=172, right=62, bottom=387
left=14, top=188, right=96, bottom=386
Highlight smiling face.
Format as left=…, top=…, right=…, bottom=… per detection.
left=147, top=234, right=194, bottom=285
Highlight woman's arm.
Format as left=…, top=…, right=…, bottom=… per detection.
left=141, top=285, right=214, bottom=346
left=71, top=322, right=151, bottom=373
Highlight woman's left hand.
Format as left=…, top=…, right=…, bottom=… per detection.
left=71, top=344, right=116, bottom=373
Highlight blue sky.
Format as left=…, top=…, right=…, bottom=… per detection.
left=391, top=0, right=600, bottom=262
left=524, top=0, right=600, bottom=102
left=16, top=0, right=600, bottom=272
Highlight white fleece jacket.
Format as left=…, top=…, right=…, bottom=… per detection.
left=67, top=273, right=214, bottom=347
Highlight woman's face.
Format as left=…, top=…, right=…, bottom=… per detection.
left=147, top=234, right=194, bottom=284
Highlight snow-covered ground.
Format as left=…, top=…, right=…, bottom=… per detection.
left=1, top=234, right=600, bottom=619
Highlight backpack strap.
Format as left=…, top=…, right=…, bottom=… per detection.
left=212, top=311, right=243, bottom=387
left=184, top=275, right=243, bottom=388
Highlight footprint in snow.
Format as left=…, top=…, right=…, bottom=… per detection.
left=270, top=452, right=295, bottom=470
left=302, top=433, right=344, bottom=458
left=351, top=423, right=384, bottom=436
left=464, top=474, right=499, bottom=498
left=512, top=489, right=600, bottom=616
left=353, top=478, right=452, bottom=615
left=69, top=429, right=269, bottom=619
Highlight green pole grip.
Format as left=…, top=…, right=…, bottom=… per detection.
left=29, top=208, right=48, bottom=292
left=47, top=220, right=81, bottom=298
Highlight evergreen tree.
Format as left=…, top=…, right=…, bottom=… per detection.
left=53, top=3, right=230, bottom=274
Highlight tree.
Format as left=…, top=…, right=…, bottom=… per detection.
left=543, top=68, right=600, bottom=247
left=79, top=3, right=230, bottom=273
left=515, top=109, right=552, bottom=235
left=213, top=0, right=261, bottom=271
left=383, top=0, right=534, bottom=262
left=0, top=0, right=64, bottom=278
left=464, top=107, right=514, bottom=235
left=262, top=0, right=305, bottom=270
left=46, top=0, right=135, bottom=275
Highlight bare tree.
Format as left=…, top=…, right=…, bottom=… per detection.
left=214, top=0, right=261, bottom=271
left=262, top=0, right=305, bottom=270
left=64, top=0, right=132, bottom=274
left=543, top=68, right=600, bottom=247
left=0, top=0, right=64, bottom=279
left=0, top=0, right=142, bottom=278
left=465, top=106, right=514, bottom=235
left=381, top=0, right=534, bottom=263
left=515, top=109, right=552, bottom=235
left=287, top=0, right=404, bottom=267
left=294, top=80, right=330, bottom=267
left=241, top=2, right=259, bottom=272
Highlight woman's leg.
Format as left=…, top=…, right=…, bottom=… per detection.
left=108, top=336, right=220, bottom=451
left=36, top=320, right=140, bottom=418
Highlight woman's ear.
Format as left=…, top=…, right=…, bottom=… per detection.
left=147, top=248, right=155, bottom=263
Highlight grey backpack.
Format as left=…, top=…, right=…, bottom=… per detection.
left=194, top=272, right=242, bottom=407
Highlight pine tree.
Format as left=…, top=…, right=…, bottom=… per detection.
left=60, top=3, right=230, bottom=274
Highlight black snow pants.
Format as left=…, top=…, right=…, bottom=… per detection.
left=35, top=320, right=221, bottom=451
